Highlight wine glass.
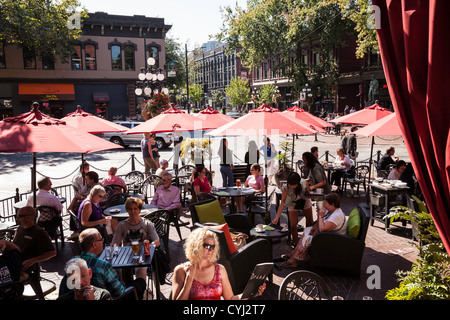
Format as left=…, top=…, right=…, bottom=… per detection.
left=131, top=239, right=140, bottom=259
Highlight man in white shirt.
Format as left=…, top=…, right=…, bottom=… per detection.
left=27, top=177, right=63, bottom=213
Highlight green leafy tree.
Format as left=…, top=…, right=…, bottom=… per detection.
left=0, top=0, right=88, bottom=62
left=165, top=34, right=186, bottom=90
left=259, top=84, right=277, bottom=104
left=216, top=0, right=373, bottom=98
left=212, top=91, right=224, bottom=108
left=225, top=77, right=250, bottom=108
left=189, top=83, right=204, bottom=106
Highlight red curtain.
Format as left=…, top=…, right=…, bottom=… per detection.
left=372, top=0, right=450, bottom=253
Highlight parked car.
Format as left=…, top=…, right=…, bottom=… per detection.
left=100, top=121, right=172, bottom=149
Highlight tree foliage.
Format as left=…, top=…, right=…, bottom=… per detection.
left=217, top=0, right=378, bottom=98
left=0, top=0, right=88, bottom=62
left=189, top=83, right=203, bottom=103
left=165, top=33, right=186, bottom=90
left=225, top=77, right=250, bottom=107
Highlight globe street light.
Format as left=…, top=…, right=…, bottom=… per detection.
left=135, top=56, right=168, bottom=98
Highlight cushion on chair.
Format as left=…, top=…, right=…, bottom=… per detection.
left=195, top=200, right=227, bottom=225
left=411, top=195, right=428, bottom=213
left=346, top=207, right=361, bottom=239
left=212, top=223, right=237, bottom=255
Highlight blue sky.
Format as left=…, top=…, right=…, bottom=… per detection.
left=78, top=0, right=247, bottom=50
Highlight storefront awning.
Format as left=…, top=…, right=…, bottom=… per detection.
left=93, top=92, right=110, bottom=103
left=18, top=83, right=75, bottom=101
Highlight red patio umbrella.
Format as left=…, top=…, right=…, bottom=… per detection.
left=283, top=106, right=334, bottom=128
left=331, top=103, right=393, bottom=125
left=355, top=112, right=404, bottom=183
left=194, top=107, right=235, bottom=128
left=61, top=105, right=129, bottom=134
left=0, top=105, right=123, bottom=207
left=207, top=105, right=321, bottom=137
left=208, top=104, right=322, bottom=218
left=125, top=107, right=214, bottom=134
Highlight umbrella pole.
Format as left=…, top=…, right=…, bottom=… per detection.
left=264, top=135, right=269, bottom=223
left=81, top=154, right=86, bottom=185
left=291, top=135, right=295, bottom=170
left=33, top=152, right=37, bottom=208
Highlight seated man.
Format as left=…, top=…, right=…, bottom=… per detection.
left=155, top=159, right=169, bottom=177
left=378, top=146, right=396, bottom=174
left=58, top=257, right=111, bottom=300
left=71, top=228, right=146, bottom=300
left=151, top=172, right=181, bottom=211
left=26, top=177, right=63, bottom=214
left=12, top=206, right=56, bottom=281
left=0, top=240, right=23, bottom=287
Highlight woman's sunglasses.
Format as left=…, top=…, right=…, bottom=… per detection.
left=203, top=243, right=215, bottom=251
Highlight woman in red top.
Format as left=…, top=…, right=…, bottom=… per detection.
left=192, top=164, right=211, bottom=195
left=171, top=228, right=265, bottom=300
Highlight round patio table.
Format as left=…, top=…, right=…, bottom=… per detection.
left=103, top=203, right=158, bottom=220
left=210, top=187, right=257, bottom=213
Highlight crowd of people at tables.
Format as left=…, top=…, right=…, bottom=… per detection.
left=0, top=132, right=419, bottom=300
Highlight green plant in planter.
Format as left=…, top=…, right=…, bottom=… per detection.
left=385, top=205, right=450, bottom=300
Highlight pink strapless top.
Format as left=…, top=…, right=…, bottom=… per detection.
left=189, top=263, right=223, bottom=300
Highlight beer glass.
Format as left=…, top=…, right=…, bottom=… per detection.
left=236, top=179, right=241, bottom=188
left=131, top=240, right=140, bottom=259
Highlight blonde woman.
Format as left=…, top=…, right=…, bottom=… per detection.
left=172, top=227, right=265, bottom=300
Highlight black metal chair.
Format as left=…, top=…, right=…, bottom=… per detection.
left=125, top=170, right=145, bottom=186
left=296, top=160, right=310, bottom=179
left=36, top=205, right=64, bottom=252
left=247, top=188, right=276, bottom=225
left=105, top=192, right=129, bottom=208
left=137, top=174, right=163, bottom=204
left=343, top=165, right=369, bottom=196
left=278, top=270, right=331, bottom=300
left=21, top=263, right=56, bottom=300
left=142, top=209, right=170, bottom=257
left=0, top=281, right=24, bottom=301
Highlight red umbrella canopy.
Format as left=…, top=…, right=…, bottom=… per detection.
left=354, top=113, right=403, bottom=137
left=207, top=104, right=321, bottom=137
left=126, top=107, right=214, bottom=134
left=0, top=107, right=123, bottom=153
left=195, top=107, right=235, bottom=128
left=332, top=103, right=392, bottom=125
left=283, top=106, right=334, bottom=128
left=61, top=106, right=129, bottom=134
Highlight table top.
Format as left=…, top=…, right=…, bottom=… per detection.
left=13, top=197, right=66, bottom=209
left=99, top=245, right=155, bottom=269
left=211, top=187, right=257, bottom=197
left=371, top=183, right=410, bottom=191
left=103, top=203, right=158, bottom=219
left=250, top=226, right=289, bottom=239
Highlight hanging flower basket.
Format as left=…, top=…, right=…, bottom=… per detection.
left=142, top=93, right=171, bottom=119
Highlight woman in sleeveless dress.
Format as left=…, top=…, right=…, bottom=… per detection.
left=171, top=228, right=265, bottom=300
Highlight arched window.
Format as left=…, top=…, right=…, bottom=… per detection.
left=85, top=44, right=96, bottom=70
left=124, top=45, right=135, bottom=71
left=71, top=45, right=82, bottom=70
left=111, top=45, right=122, bottom=70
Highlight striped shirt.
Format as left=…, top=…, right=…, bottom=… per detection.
left=76, top=251, right=125, bottom=297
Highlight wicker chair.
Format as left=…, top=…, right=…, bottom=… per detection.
left=278, top=270, right=331, bottom=300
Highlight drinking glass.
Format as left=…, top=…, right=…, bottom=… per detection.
left=236, top=179, right=241, bottom=188
left=131, top=240, right=140, bottom=259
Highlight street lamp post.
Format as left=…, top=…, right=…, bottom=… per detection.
left=134, top=57, right=168, bottom=98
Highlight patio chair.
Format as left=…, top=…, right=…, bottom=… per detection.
left=105, top=192, right=129, bottom=208
left=0, top=228, right=16, bottom=241
left=296, top=160, right=310, bottom=179
left=21, top=263, right=56, bottom=300
left=36, top=205, right=64, bottom=252
left=247, top=188, right=276, bottom=225
left=142, top=209, right=170, bottom=258
left=308, top=204, right=370, bottom=276
left=189, top=199, right=252, bottom=235
left=343, top=165, right=369, bottom=196
left=278, top=270, right=331, bottom=300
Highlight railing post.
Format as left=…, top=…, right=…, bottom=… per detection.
left=376, top=150, right=381, bottom=162
left=325, top=150, right=329, bottom=162
left=131, top=154, right=136, bottom=171
left=15, top=188, right=20, bottom=202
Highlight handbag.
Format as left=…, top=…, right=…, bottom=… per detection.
left=230, top=231, right=248, bottom=250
